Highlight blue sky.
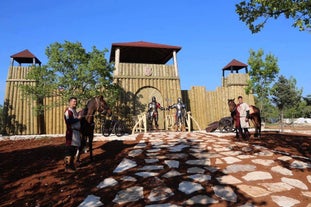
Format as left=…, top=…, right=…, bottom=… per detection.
left=1, top=0, right=310, bottom=104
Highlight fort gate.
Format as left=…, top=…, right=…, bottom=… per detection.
left=110, top=41, right=182, bottom=130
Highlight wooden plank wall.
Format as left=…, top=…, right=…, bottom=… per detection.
left=44, top=95, right=66, bottom=134
left=182, top=73, right=255, bottom=130
left=4, top=66, right=39, bottom=135
left=4, top=65, right=254, bottom=135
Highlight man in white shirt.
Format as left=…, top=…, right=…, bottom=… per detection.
left=236, top=96, right=250, bottom=140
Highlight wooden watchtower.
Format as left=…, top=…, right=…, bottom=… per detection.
left=110, top=41, right=182, bottom=129
left=222, top=59, right=249, bottom=87
left=3, top=50, right=42, bottom=135
left=221, top=59, right=254, bottom=107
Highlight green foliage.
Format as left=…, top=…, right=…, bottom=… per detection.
left=285, top=97, right=311, bottom=118
left=303, top=94, right=311, bottom=105
left=236, top=0, right=311, bottom=33
left=246, top=49, right=279, bottom=118
left=302, top=105, right=311, bottom=118
left=45, top=41, right=117, bottom=106
left=20, top=40, right=121, bottom=116
left=22, top=65, right=56, bottom=99
left=253, top=95, right=278, bottom=123
left=271, top=75, right=302, bottom=131
left=301, top=95, right=311, bottom=117
left=20, top=65, right=57, bottom=115
left=263, top=101, right=279, bottom=123
left=271, top=75, right=302, bottom=111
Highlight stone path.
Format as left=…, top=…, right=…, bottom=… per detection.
left=78, top=132, right=311, bottom=207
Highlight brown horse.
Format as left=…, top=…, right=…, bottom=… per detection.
left=228, top=98, right=261, bottom=138
left=78, top=95, right=112, bottom=161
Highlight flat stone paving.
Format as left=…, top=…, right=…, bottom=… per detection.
left=78, top=132, right=311, bottom=207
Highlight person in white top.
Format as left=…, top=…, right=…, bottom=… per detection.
left=236, top=96, right=250, bottom=139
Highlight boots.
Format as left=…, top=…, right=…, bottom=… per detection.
left=238, top=128, right=243, bottom=139
left=235, top=130, right=239, bottom=138
left=64, top=156, right=76, bottom=172
left=244, top=129, right=250, bottom=140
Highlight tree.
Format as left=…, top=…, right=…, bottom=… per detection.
left=46, top=41, right=117, bottom=106
left=254, top=96, right=279, bottom=123
left=303, top=94, right=311, bottom=105
left=236, top=0, right=311, bottom=33
left=21, top=41, right=120, bottom=133
left=271, top=75, right=302, bottom=131
left=23, top=41, right=118, bottom=106
left=21, top=64, right=57, bottom=109
left=302, top=95, right=311, bottom=117
left=285, top=95, right=311, bottom=118
left=246, top=49, right=279, bottom=118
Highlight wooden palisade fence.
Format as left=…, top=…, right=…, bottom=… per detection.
left=3, top=48, right=254, bottom=135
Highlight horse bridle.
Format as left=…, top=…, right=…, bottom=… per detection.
left=95, top=97, right=101, bottom=112
left=81, top=98, right=106, bottom=118
left=95, top=96, right=109, bottom=113
left=229, top=101, right=237, bottom=113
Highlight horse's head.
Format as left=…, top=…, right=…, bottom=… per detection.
left=96, top=95, right=112, bottom=117
left=227, top=98, right=236, bottom=112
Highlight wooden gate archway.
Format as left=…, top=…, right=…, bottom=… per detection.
left=135, top=86, right=165, bottom=129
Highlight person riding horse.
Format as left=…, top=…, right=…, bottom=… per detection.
left=168, top=97, right=187, bottom=131
left=147, top=96, right=165, bottom=129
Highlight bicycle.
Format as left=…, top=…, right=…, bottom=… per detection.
left=101, top=116, right=126, bottom=137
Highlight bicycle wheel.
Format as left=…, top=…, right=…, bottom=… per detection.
left=102, top=121, right=111, bottom=137
left=223, top=125, right=234, bottom=133
left=114, top=122, right=125, bottom=137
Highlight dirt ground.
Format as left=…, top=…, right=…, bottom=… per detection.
left=0, top=126, right=310, bottom=207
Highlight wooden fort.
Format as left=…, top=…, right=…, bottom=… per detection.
left=3, top=42, right=254, bottom=135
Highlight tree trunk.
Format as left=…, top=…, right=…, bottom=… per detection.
left=280, top=109, right=284, bottom=132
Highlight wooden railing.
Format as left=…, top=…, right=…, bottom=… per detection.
left=131, top=111, right=201, bottom=134
left=132, top=113, right=147, bottom=134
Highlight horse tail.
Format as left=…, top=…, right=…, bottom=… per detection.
left=249, top=105, right=262, bottom=137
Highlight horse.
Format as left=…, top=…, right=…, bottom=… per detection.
left=228, top=98, right=261, bottom=138
left=78, top=95, right=112, bottom=161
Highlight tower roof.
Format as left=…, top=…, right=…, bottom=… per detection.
left=110, top=41, right=181, bottom=64
left=222, top=59, right=247, bottom=71
left=10, top=49, right=41, bottom=65
left=222, top=59, right=248, bottom=77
